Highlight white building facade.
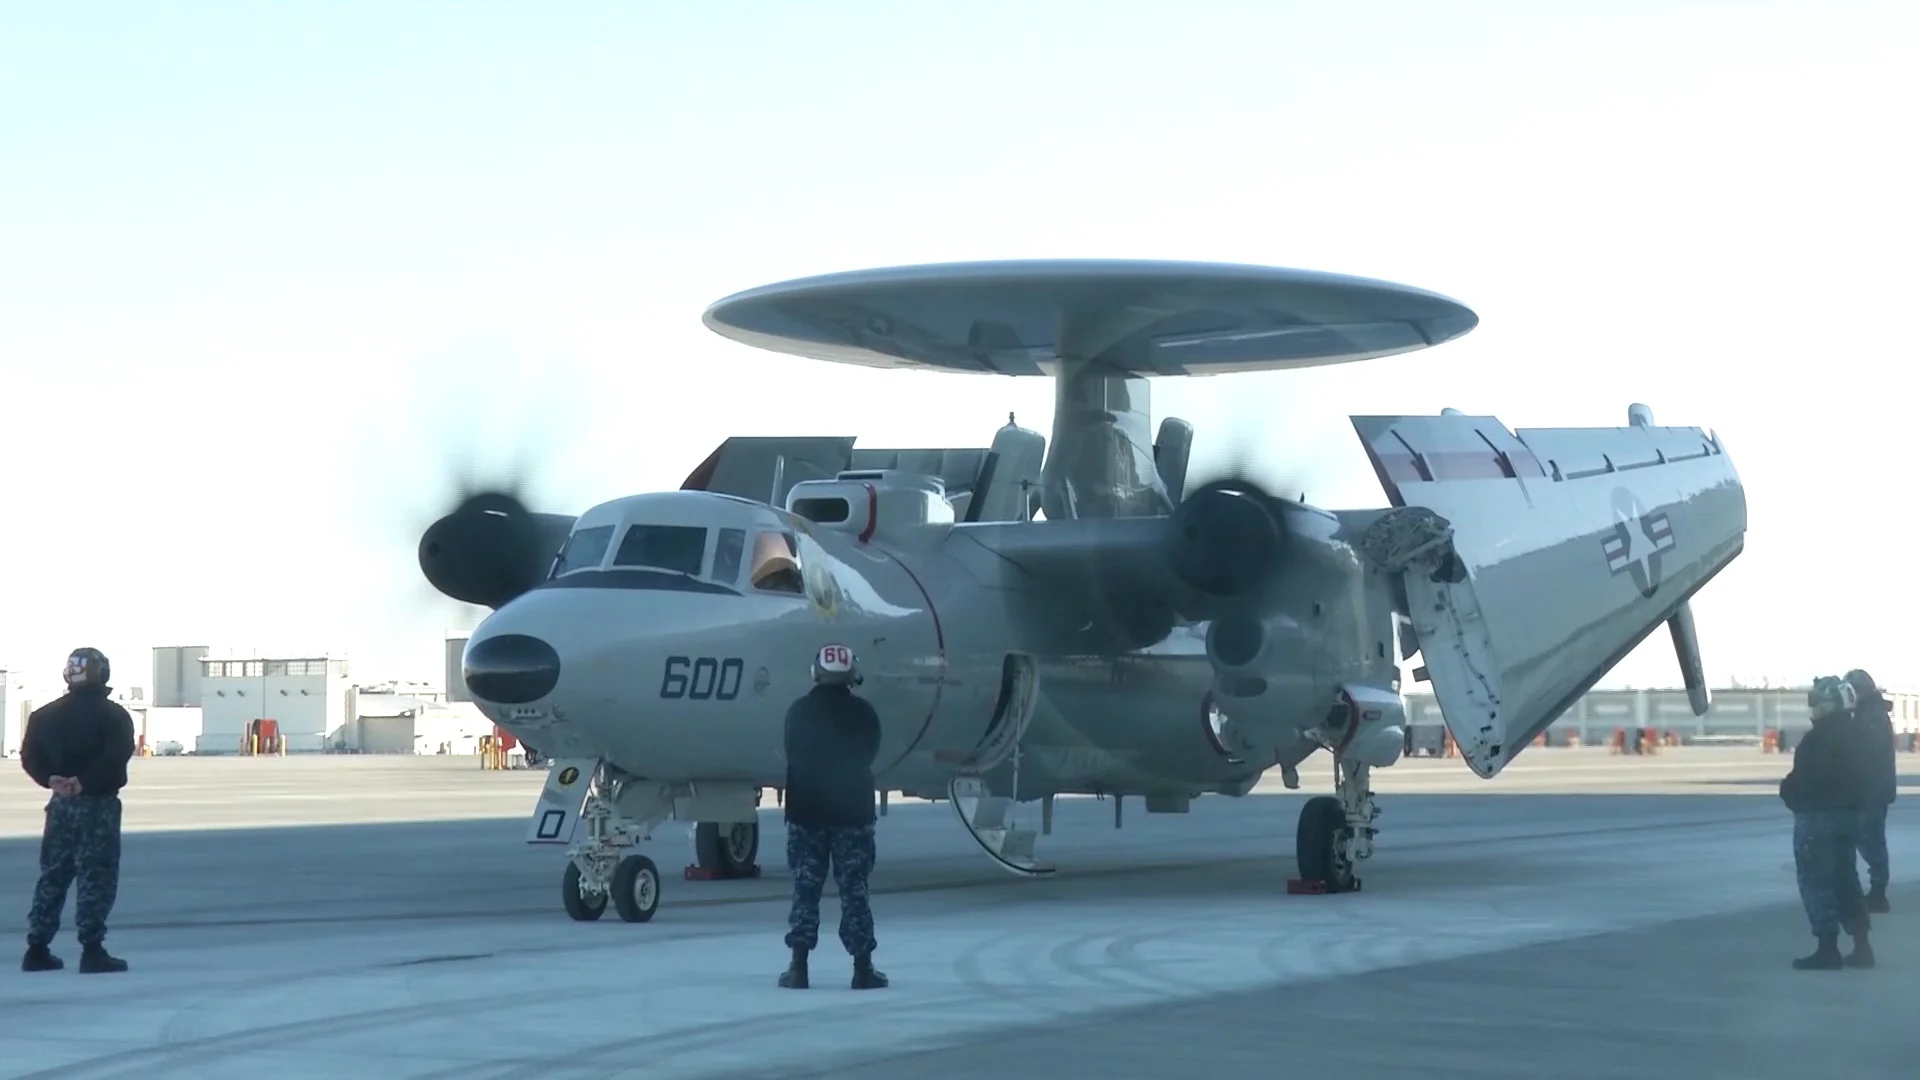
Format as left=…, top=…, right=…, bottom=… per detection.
left=1, top=669, right=21, bottom=758
left=1404, top=683, right=1920, bottom=747
left=198, top=655, right=352, bottom=754
left=348, top=690, right=494, bottom=754
left=151, top=645, right=209, bottom=708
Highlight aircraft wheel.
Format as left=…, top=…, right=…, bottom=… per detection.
left=562, top=862, right=608, bottom=922
left=612, top=854, right=662, bottom=923
left=1296, top=795, right=1359, bottom=893
left=694, top=820, right=760, bottom=876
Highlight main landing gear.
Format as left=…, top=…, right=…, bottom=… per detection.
left=1290, top=756, right=1378, bottom=895
left=687, top=819, right=762, bottom=881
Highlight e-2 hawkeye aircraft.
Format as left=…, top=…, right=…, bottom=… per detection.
left=419, top=260, right=1748, bottom=923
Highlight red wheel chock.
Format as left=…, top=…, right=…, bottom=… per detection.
left=684, top=864, right=763, bottom=881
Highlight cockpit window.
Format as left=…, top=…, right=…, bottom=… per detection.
left=612, top=525, right=708, bottom=576
left=713, top=527, right=747, bottom=586
left=550, top=524, right=615, bottom=578
left=749, top=530, right=804, bottom=594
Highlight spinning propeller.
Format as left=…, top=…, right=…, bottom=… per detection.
left=1161, top=425, right=1320, bottom=610
left=1067, top=421, right=1327, bottom=651
left=366, top=348, right=590, bottom=617
left=415, top=453, right=560, bottom=611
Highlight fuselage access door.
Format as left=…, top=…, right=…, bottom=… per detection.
left=946, top=653, right=1055, bottom=877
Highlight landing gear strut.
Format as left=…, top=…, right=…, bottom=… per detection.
left=1292, top=757, right=1377, bottom=894
left=548, top=762, right=671, bottom=923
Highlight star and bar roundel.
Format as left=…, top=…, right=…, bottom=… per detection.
left=1602, top=486, right=1676, bottom=599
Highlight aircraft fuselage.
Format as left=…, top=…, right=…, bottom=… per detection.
left=464, top=488, right=1388, bottom=804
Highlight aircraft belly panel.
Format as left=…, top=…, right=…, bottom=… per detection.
left=1019, top=650, right=1241, bottom=793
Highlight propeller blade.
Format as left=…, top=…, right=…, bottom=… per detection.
left=1160, top=415, right=1332, bottom=605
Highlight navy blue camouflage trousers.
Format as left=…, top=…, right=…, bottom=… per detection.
left=1793, top=810, right=1867, bottom=938
left=1857, top=804, right=1890, bottom=892
left=784, top=822, right=877, bottom=956
left=26, top=794, right=124, bottom=948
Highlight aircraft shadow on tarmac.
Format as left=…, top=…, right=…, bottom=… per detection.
left=1, top=788, right=1879, bottom=933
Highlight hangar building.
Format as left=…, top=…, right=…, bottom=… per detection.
left=1403, top=682, right=1920, bottom=747
left=1, top=669, right=23, bottom=758
left=196, top=653, right=353, bottom=754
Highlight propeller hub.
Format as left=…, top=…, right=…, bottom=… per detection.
left=418, top=491, right=551, bottom=609
left=1165, top=480, right=1288, bottom=599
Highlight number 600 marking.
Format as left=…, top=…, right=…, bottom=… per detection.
left=660, top=656, right=744, bottom=701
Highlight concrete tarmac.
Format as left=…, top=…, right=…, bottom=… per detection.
left=0, top=750, right=1915, bottom=1079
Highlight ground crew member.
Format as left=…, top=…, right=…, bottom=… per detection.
left=20, top=648, right=136, bottom=975
left=778, top=643, right=888, bottom=991
left=1779, top=675, right=1873, bottom=970
left=1844, top=669, right=1896, bottom=913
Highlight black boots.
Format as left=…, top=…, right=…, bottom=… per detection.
left=1866, top=885, right=1890, bottom=915
left=1793, top=928, right=1876, bottom=971
left=21, top=944, right=63, bottom=973
left=777, top=946, right=809, bottom=989
left=1845, top=931, right=1876, bottom=969
left=851, top=952, right=888, bottom=990
left=1793, top=933, right=1843, bottom=970
left=20, top=943, right=123, bottom=973
left=79, top=944, right=128, bottom=975
left=779, top=946, right=888, bottom=989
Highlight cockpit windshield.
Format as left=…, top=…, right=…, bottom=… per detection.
left=612, top=524, right=708, bottom=576
left=550, top=524, right=615, bottom=577
left=544, top=500, right=805, bottom=596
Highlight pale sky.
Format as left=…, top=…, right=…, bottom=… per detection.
left=2, top=1, right=1913, bottom=699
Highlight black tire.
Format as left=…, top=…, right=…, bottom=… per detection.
left=694, top=820, right=760, bottom=876
left=611, top=854, right=662, bottom=923
left=562, top=861, right=607, bottom=921
left=1296, top=795, right=1359, bottom=893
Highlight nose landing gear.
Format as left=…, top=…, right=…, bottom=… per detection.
left=532, top=758, right=676, bottom=923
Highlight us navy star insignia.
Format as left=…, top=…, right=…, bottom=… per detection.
left=1601, top=487, right=1677, bottom=599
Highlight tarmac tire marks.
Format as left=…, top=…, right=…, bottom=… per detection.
left=447, top=993, right=1013, bottom=1080
left=87, top=807, right=1791, bottom=936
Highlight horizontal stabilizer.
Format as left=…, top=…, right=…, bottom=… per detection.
left=1352, top=410, right=1746, bottom=777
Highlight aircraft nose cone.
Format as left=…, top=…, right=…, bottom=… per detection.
left=464, top=634, right=561, bottom=705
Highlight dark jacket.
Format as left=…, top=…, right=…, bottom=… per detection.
left=1779, top=712, right=1871, bottom=815
left=782, top=685, right=882, bottom=829
left=1855, top=694, right=1898, bottom=805
left=21, top=685, right=137, bottom=798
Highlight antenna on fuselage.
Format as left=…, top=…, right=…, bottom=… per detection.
left=769, top=454, right=787, bottom=507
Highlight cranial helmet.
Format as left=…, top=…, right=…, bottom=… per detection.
left=63, top=647, right=111, bottom=689
left=1844, top=669, right=1881, bottom=703
left=812, top=644, right=858, bottom=687
left=1809, top=675, right=1858, bottom=719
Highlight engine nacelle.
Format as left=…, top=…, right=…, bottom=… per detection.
left=1205, top=610, right=1316, bottom=696
left=418, top=497, right=577, bottom=609
left=1166, top=481, right=1288, bottom=599
left=1324, top=683, right=1408, bottom=769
